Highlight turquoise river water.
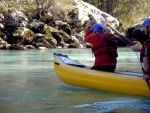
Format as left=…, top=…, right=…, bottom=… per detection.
left=0, top=48, right=150, bottom=113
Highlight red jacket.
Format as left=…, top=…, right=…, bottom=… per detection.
left=84, top=28, right=118, bottom=67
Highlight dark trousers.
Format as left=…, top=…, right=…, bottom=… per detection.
left=91, top=65, right=116, bottom=72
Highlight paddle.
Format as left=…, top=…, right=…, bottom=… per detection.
left=107, top=23, right=133, bottom=45
left=135, top=52, right=150, bottom=89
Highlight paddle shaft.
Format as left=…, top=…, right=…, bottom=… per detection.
left=107, top=23, right=132, bottom=45
left=135, top=52, right=150, bottom=90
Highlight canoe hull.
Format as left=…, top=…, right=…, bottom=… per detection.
left=53, top=53, right=150, bottom=96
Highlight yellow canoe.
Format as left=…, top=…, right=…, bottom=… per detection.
left=53, top=53, right=150, bottom=96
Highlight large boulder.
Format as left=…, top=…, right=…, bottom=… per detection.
left=72, top=0, right=119, bottom=32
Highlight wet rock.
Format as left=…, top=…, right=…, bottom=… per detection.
left=25, top=45, right=36, bottom=49
left=9, top=44, right=26, bottom=50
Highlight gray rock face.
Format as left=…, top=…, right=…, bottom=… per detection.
left=72, top=0, right=119, bottom=31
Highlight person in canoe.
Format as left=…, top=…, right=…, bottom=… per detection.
left=131, top=18, right=150, bottom=80
left=84, top=15, right=118, bottom=72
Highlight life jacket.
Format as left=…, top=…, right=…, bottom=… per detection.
left=92, top=33, right=118, bottom=57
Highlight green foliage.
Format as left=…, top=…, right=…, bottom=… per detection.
left=112, top=0, right=150, bottom=29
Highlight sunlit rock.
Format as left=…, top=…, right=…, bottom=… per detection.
left=12, top=27, right=34, bottom=45
left=0, top=37, right=11, bottom=49
left=0, top=13, right=4, bottom=30
left=37, top=46, right=48, bottom=50
left=72, top=0, right=119, bottom=30
left=71, top=36, right=79, bottom=43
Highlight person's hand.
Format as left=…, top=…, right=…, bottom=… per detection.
left=131, top=41, right=142, bottom=47
left=143, top=74, right=150, bottom=80
left=86, top=14, right=98, bottom=27
left=130, top=46, right=141, bottom=52
left=130, top=41, right=142, bottom=52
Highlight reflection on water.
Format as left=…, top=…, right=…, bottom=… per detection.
left=0, top=48, right=149, bottom=113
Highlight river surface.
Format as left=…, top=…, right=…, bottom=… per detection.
left=0, top=48, right=150, bottom=113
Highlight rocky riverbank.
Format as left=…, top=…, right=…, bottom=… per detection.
left=0, top=0, right=146, bottom=50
